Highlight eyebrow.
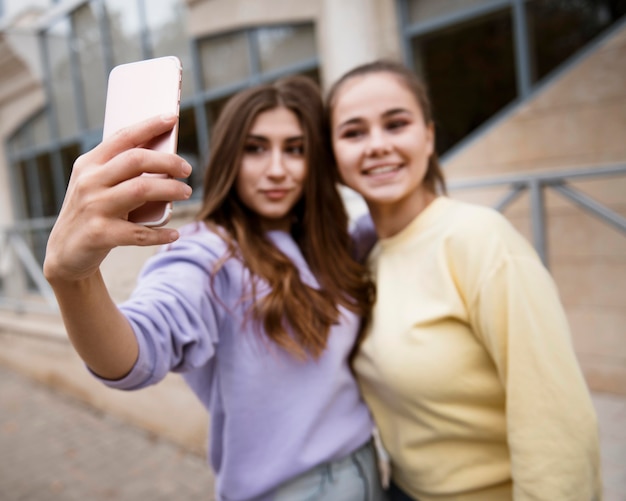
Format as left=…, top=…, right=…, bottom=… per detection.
left=336, top=107, right=412, bottom=130
left=285, top=136, right=304, bottom=143
left=383, top=108, right=411, bottom=118
left=246, top=134, right=304, bottom=142
left=246, top=135, right=267, bottom=142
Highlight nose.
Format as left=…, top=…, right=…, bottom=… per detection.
left=365, top=128, right=391, bottom=156
left=266, top=147, right=287, bottom=179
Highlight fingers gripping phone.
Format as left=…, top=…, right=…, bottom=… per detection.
left=102, top=56, right=182, bottom=227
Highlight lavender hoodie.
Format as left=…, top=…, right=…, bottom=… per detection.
left=97, top=222, right=373, bottom=501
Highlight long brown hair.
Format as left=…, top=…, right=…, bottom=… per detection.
left=196, top=75, right=374, bottom=359
left=326, top=59, right=447, bottom=195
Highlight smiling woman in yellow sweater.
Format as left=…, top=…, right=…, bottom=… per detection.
left=327, top=59, right=602, bottom=501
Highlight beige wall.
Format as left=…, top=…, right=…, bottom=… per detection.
left=444, top=24, right=626, bottom=395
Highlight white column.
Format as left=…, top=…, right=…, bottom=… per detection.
left=318, top=0, right=380, bottom=89
left=318, top=0, right=402, bottom=90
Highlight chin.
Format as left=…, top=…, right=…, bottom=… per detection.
left=361, top=188, right=406, bottom=205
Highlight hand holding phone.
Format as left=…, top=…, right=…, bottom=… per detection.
left=103, top=56, right=183, bottom=227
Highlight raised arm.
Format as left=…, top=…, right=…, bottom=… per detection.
left=43, top=113, right=192, bottom=380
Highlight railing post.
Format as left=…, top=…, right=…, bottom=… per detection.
left=8, top=232, right=57, bottom=308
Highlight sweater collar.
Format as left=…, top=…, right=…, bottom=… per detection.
left=378, top=196, right=451, bottom=250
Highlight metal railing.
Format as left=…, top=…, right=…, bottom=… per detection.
left=0, top=216, right=57, bottom=313
left=447, top=163, right=626, bottom=267
left=0, top=164, right=625, bottom=313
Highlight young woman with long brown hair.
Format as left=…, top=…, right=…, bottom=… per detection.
left=43, top=75, right=387, bottom=501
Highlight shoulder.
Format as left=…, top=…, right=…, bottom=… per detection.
left=440, top=198, right=537, bottom=260
left=437, top=199, right=544, bottom=300
left=441, top=198, right=510, bottom=235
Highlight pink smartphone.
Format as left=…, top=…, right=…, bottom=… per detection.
left=102, top=56, right=182, bottom=227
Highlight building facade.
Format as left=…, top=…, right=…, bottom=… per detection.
left=0, top=0, right=625, bottom=447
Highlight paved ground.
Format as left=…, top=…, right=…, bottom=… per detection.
left=1, top=363, right=625, bottom=501
left=0, top=364, right=214, bottom=501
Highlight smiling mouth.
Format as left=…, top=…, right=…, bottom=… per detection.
left=365, top=164, right=401, bottom=175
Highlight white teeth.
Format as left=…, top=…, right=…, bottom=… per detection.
left=367, top=165, right=398, bottom=175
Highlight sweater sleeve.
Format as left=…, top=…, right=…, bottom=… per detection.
left=468, top=246, right=602, bottom=500
left=99, top=233, right=227, bottom=391
left=350, top=212, right=378, bottom=264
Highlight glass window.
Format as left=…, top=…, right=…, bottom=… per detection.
left=204, top=94, right=233, bottom=133
left=412, top=9, right=516, bottom=153
left=31, top=110, right=51, bottom=147
left=199, top=31, right=251, bottom=90
left=146, top=0, right=194, bottom=99
left=45, top=18, right=80, bottom=140
left=20, top=160, right=41, bottom=219
left=60, top=143, right=80, bottom=188
left=526, top=0, right=626, bottom=82
left=15, top=161, right=30, bottom=216
left=177, top=106, right=201, bottom=186
left=104, top=0, right=143, bottom=65
left=300, top=67, right=321, bottom=85
left=73, top=3, right=107, bottom=131
left=7, top=126, right=29, bottom=154
left=35, top=154, right=58, bottom=217
left=406, top=0, right=498, bottom=24
left=257, top=24, right=317, bottom=74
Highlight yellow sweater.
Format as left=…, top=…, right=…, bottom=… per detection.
left=354, top=197, right=602, bottom=501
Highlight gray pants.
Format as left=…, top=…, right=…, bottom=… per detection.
left=273, top=440, right=388, bottom=501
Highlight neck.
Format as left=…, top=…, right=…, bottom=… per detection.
left=368, top=189, right=437, bottom=239
left=260, top=215, right=293, bottom=233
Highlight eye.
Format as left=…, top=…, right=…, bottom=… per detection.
left=385, top=119, right=409, bottom=131
left=340, top=128, right=365, bottom=140
left=285, top=140, right=304, bottom=156
left=243, top=142, right=266, bottom=154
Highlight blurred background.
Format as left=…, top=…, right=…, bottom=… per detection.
left=0, top=0, right=625, bottom=496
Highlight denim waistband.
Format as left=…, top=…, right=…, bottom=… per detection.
left=318, top=439, right=373, bottom=479
left=271, top=438, right=385, bottom=501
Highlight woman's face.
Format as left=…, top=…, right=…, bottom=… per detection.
left=331, top=72, right=434, bottom=217
left=236, top=106, right=307, bottom=231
